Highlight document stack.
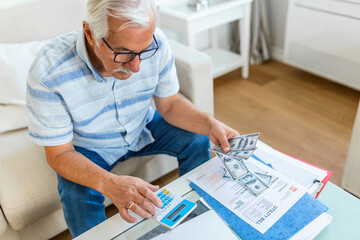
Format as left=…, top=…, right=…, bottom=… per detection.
left=188, top=133, right=333, bottom=240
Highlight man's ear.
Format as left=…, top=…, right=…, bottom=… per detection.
left=83, top=21, right=95, bottom=46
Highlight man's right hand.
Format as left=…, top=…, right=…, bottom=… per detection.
left=104, top=175, right=163, bottom=223
left=45, top=142, right=162, bottom=223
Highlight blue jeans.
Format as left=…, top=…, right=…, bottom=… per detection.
left=57, top=111, right=210, bottom=238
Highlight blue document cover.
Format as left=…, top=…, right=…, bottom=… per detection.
left=190, top=182, right=328, bottom=240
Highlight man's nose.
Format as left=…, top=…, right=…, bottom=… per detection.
left=126, top=55, right=141, bottom=73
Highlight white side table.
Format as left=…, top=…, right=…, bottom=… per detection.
left=157, top=0, right=252, bottom=79
left=341, top=98, right=360, bottom=197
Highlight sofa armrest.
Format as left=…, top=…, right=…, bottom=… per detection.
left=169, top=40, right=214, bottom=116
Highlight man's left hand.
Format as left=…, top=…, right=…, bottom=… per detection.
left=208, top=118, right=240, bottom=153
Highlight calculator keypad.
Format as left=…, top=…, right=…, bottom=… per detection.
left=152, top=188, right=197, bottom=229
left=154, top=189, right=176, bottom=219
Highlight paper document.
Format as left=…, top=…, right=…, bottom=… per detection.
left=188, top=156, right=307, bottom=234
left=253, top=141, right=328, bottom=196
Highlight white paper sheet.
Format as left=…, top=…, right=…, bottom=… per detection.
left=253, top=141, right=328, bottom=196
left=188, top=156, right=307, bottom=234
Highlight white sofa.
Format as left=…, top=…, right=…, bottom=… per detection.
left=0, top=0, right=213, bottom=239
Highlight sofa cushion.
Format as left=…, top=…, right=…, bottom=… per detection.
left=0, top=39, right=52, bottom=105
left=0, top=39, right=53, bottom=134
left=0, top=129, right=61, bottom=230
left=0, top=105, right=28, bottom=134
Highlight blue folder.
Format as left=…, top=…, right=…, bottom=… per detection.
left=190, top=182, right=328, bottom=240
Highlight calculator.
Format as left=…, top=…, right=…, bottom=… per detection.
left=153, top=188, right=197, bottom=229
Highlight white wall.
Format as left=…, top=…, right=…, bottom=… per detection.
left=0, top=0, right=228, bottom=51
left=2, top=0, right=287, bottom=62
left=0, top=0, right=40, bottom=10
left=268, top=0, right=289, bottom=62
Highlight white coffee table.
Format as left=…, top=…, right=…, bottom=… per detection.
left=74, top=159, right=360, bottom=240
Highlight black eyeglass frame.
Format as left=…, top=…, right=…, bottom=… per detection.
left=101, top=36, right=159, bottom=63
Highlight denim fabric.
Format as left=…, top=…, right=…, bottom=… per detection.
left=57, top=111, right=210, bottom=237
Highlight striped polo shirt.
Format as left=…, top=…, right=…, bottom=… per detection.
left=26, top=27, right=179, bottom=165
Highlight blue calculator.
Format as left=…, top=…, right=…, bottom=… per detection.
left=153, top=188, right=197, bottom=229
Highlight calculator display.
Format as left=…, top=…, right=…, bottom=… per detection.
left=154, top=188, right=197, bottom=229
left=166, top=203, right=186, bottom=220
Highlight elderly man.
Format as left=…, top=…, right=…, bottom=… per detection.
left=27, top=0, right=238, bottom=237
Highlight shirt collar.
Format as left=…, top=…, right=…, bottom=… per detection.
left=76, top=28, right=106, bottom=83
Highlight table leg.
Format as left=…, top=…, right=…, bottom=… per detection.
left=210, top=28, right=218, bottom=49
left=240, top=3, right=251, bottom=79
left=184, top=25, right=196, bottom=49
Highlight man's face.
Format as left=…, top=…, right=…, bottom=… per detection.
left=87, top=13, right=155, bottom=80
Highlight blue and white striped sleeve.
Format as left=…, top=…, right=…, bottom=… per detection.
left=26, top=65, right=73, bottom=146
left=153, top=28, right=180, bottom=98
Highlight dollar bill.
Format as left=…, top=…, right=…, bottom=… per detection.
left=228, top=137, right=245, bottom=151
left=220, top=165, right=232, bottom=179
left=209, top=132, right=260, bottom=154
left=254, top=172, right=274, bottom=186
left=216, top=152, right=249, bottom=181
left=225, top=148, right=256, bottom=160
left=237, top=132, right=260, bottom=151
left=209, top=144, right=223, bottom=153
left=239, top=172, right=269, bottom=196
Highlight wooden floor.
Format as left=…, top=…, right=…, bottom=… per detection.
left=214, top=61, right=359, bottom=185
left=51, top=60, right=360, bottom=240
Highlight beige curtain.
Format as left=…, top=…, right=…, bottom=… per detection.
left=231, top=0, right=271, bottom=65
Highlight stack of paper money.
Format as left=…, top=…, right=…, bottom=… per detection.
left=209, top=133, right=259, bottom=161
left=209, top=133, right=269, bottom=196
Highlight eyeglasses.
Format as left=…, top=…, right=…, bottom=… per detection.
left=101, top=36, right=159, bottom=63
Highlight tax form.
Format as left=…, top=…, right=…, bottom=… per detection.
left=188, top=156, right=307, bottom=234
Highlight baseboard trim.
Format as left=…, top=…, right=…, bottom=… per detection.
left=271, top=46, right=285, bottom=63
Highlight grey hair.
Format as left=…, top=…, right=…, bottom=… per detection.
left=86, top=0, right=155, bottom=43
